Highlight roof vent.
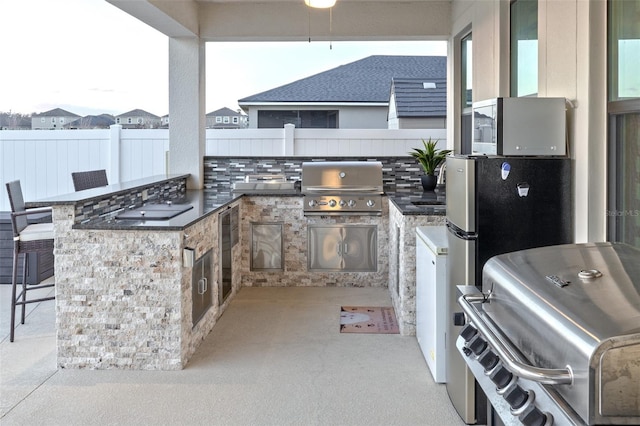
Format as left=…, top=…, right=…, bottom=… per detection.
left=423, top=82, right=437, bottom=89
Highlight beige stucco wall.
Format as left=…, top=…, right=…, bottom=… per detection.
left=449, top=0, right=607, bottom=243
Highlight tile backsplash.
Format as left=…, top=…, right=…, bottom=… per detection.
left=204, top=156, right=425, bottom=195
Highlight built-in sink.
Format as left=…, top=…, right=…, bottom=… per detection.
left=116, top=202, right=193, bottom=220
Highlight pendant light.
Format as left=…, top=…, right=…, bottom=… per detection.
left=304, top=0, right=336, bottom=8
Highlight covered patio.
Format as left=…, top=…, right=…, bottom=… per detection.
left=0, top=283, right=463, bottom=425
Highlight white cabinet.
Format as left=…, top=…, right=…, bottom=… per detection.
left=416, top=226, right=448, bottom=383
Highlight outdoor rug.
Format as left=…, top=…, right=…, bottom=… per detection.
left=339, top=306, right=400, bottom=334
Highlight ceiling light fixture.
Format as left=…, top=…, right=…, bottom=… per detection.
left=304, top=0, right=336, bottom=8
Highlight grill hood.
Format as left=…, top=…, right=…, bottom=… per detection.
left=301, top=161, right=383, bottom=193
left=479, top=242, right=640, bottom=425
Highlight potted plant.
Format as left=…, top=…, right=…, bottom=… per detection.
left=409, top=138, right=451, bottom=191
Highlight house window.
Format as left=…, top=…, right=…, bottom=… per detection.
left=510, top=0, right=538, bottom=97
left=223, top=116, right=230, bottom=123
left=127, top=118, right=132, bottom=124
left=257, top=110, right=338, bottom=128
left=51, top=118, right=56, bottom=123
left=216, top=117, right=222, bottom=123
left=233, top=117, right=239, bottom=124
left=116, top=118, right=121, bottom=124
left=461, top=31, right=473, bottom=154
left=41, top=118, right=45, bottom=123
left=60, top=118, right=65, bottom=123
left=608, top=0, right=640, bottom=248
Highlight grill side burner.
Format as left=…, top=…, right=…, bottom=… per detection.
left=301, top=161, right=383, bottom=216
left=455, top=242, right=640, bottom=425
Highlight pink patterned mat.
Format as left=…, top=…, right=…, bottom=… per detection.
left=339, top=306, right=400, bottom=334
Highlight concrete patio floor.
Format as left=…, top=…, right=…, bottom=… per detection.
left=1, top=281, right=464, bottom=425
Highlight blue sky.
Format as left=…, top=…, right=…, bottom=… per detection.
left=2, top=0, right=447, bottom=117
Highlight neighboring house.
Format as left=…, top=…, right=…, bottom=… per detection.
left=64, top=114, right=115, bottom=129
left=0, top=113, right=31, bottom=130
left=31, top=108, right=81, bottom=130
left=206, top=107, right=248, bottom=129
left=115, top=109, right=162, bottom=129
left=161, top=114, right=169, bottom=128
left=238, top=55, right=446, bottom=129
left=387, top=78, right=447, bottom=129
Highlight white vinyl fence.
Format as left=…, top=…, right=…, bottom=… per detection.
left=1, top=125, right=446, bottom=211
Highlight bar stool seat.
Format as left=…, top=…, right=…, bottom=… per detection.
left=5, top=180, right=55, bottom=342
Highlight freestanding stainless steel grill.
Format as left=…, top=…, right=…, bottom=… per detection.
left=456, top=242, right=640, bottom=425
left=301, top=161, right=383, bottom=216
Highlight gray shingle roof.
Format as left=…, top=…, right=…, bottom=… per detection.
left=66, top=115, right=115, bottom=128
left=391, top=77, right=447, bottom=117
left=207, top=107, right=243, bottom=117
left=33, top=108, right=80, bottom=117
left=116, top=109, right=160, bottom=118
left=238, top=55, right=446, bottom=104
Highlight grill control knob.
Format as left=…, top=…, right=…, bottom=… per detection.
left=478, top=350, right=499, bottom=371
left=519, top=406, right=548, bottom=426
left=504, top=385, right=529, bottom=410
left=348, top=199, right=356, bottom=207
left=366, top=199, right=376, bottom=207
left=308, top=200, right=318, bottom=207
left=489, top=365, right=513, bottom=389
left=339, top=200, right=347, bottom=207
left=328, top=199, right=337, bottom=207
left=453, top=312, right=466, bottom=326
left=467, top=335, right=487, bottom=356
left=459, top=324, right=477, bottom=342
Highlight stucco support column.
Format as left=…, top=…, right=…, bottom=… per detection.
left=169, top=36, right=206, bottom=189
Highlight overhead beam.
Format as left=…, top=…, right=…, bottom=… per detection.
left=202, top=1, right=450, bottom=42
left=106, top=0, right=199, bottom=37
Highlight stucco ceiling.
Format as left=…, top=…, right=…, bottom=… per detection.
left=107, top=0, right=452, bottom=41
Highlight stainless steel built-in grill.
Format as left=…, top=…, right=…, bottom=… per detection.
left=455, top=242, right=640, bottom=425
left=301, top=161, right=383, bottom=216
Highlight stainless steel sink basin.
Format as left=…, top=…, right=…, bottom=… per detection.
left=116, top=203, right=193, bottom=220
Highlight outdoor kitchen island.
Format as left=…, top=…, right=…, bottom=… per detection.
left=27, top=174, right=246, bottom=370
left=29, top=172, right=445, bottom=370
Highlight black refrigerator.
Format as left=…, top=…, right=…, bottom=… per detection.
left=444, top=155, right=573, bottom=424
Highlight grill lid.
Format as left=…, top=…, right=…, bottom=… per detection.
left=301, top=161, right=383, bottom=194
left=479, top=242, right=640, bottom=424
left=482, top=242, right=640, bottom=343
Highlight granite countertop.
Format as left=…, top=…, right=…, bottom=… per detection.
left=32, top=172, right=442, bottom=230
left=389, top=186, right=446, bottom=215
left=72, top=190, right=241, bottom=231
left=73, top=190, right=303, bottom=231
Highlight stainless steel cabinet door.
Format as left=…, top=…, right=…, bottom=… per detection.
left=250, top=222, right=283, bottom=271
left=308, top=225, right=377, bottom=272
left=192, top=250, right=212, bottom=327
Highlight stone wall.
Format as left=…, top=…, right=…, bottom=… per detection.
left=240, top=196, right=390, bottom=288
left=54, top=204, right=184, bottom=369
left=388, top=202, right=446, bottom=335
left=55, top=195, right=242, bottom=370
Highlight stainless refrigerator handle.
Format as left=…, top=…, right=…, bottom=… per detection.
left=458, top=293, right=574, bottom=385
left=447, top=223, right=476, bottom=240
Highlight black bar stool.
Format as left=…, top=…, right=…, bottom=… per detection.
left=5, top=180, right=55, bottom=342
